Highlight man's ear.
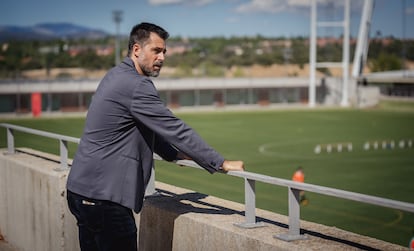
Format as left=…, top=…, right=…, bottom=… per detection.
left=133, top=43, right=141, bottom=58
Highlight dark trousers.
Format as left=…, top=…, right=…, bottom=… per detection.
left=67, top=190, right=137, bottom=251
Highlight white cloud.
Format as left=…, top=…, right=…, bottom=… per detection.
left=287, top=0, right=310, bottom=8
left=225, top=16, right=240, bottom=23
left=235, top=0, right=309, bottom=14
left=148, top=0, right=215, bottom=6
left=148, top=0, right=181, bottom=5
left=406, top=7, right=414, bottom=15
left=234, top=0, right=363, bottom=15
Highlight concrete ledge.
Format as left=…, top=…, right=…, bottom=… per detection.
left=139, top=182, right=406, bottom=251
left=0, top=148, right=78, bottom=251
left=0, top=149, right=407, bottom=251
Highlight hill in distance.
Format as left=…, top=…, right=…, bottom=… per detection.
left=0, top=22, right=110, bottom=41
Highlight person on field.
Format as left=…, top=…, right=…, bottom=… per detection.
left=292, top=166, right=308, bottom=206
left=66, top=22, right=244, bottom=251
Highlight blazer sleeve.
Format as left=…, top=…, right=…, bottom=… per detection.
left=129, top=78, right=225, bottom=173
left=153, top=133, right=178, bottom=162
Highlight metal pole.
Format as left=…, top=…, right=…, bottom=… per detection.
left=309, top=0, right=317, bottom=107
left=235, top=178, right=265, bottom=228
left=56, top=139, right=68, bottom=171
left=402, top=0, right=407, bottom=76
left=245, top=178, right=256, bottom=225
left=352, top=0, right=374, bottom=78
left=341, top=0, right=350, bottom=107
left=288, top=188, right=301, bottom=236
left=6, top=128, right=15, bottom=154
left=275, top=187, right=307, bottom=241
left=113, top=10, right=123, bottom=66
left=145, top=167, right=158, bottom=196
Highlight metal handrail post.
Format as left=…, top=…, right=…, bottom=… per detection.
left=235, top=178, right=265, bottom=228
left=145, top=155, right=163, bottom=197
left=245, top=178, right=256, bottom=224
left=6, top=128, right=15, bottom=154
left=56, top=139, right=69, bottom=171
left=275, top=187, right=307, bottom=241
left=145, top=166, right=159, bottom=197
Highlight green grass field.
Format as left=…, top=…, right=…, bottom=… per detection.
left=1, top=102, right=413, bottom=247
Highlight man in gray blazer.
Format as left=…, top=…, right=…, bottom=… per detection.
left=66, top=22, right=244, bottom=251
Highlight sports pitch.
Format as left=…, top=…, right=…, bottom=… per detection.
left=0, top=103, right=413, bottom=247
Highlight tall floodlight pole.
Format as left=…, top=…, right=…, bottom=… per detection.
left=309, top=0, right=317, bottom=107
left=352, top=0, right=374, bottom=78
left=113, top=10, right=123, bottom=66
left=402, top=0, right=407, bottom=76
left=340, top=0, right=350, bottom=107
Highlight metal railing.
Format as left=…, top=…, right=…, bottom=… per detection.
left=1, top=123, right=414, bottom=241
left=1, top=123, right=80, bottom=170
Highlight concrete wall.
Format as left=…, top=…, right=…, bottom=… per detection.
left=0, top=148, right=406, bottom=251
left=0, top=148, right=78, bottom=251
left=356, top=86, right=381, bottom=108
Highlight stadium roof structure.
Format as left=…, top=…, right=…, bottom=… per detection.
left=361, top=70, right=414, bottom=84
left=0, top=77, right=315, bottom=94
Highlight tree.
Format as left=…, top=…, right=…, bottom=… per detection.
left=369, top=52, right=402, bottom=72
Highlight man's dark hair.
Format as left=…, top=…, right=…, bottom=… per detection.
left=127, top=22, right=169, bottom=56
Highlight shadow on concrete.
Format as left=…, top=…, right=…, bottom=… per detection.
left=140, top=189, right=380, bottom=251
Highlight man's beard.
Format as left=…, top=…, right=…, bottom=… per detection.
left=140, top=62, right=162, bottom=77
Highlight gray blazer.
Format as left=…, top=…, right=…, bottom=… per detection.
left=67, top=57, right=225, bottom=213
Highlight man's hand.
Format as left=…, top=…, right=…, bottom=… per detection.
left=221, top=160, right=244, bottom=172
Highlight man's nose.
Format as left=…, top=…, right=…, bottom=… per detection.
left=158, top=53, right=165, bottom=61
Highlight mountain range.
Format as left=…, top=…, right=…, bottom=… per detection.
left=0, top=23, right=110, bottom=42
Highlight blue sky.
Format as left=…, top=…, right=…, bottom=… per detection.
left=1, top=0, right=413, bottom=39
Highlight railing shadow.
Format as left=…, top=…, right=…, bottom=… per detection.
left=140, top=188, right=380, bottom=251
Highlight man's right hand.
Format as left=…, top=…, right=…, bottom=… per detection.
left=221, top=160, right=245, bottom=172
